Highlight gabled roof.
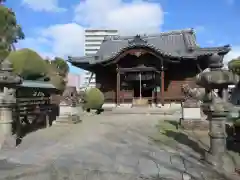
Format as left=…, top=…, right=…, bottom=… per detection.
left=68, top=29, right=231, bottom=67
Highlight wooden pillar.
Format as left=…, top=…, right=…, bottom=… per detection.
left=161, top=66, right=165, bottom=105
left=116, top=68, right=120, bottom=106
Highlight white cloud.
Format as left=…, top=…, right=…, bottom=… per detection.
left=16, top=37, right=55, bottom=59
left=223, top=46, right=240, bottom=66
left=40, top=23, right=85, bottom=57
left=21, top=0, right=164, bottom=59
left=17, top=24, right=84, bottom=58
left=74, top=0, right=164, bottom=35
left=22, top=0, right=66, bottom=12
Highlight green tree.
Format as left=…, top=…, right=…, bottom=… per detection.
left=51, top=57, right=69, bottom=77
left=228, top=57, right=240, bottom=75
left=0, top=0, right=24, bottom=60
left=45, top=61, right=67, bottom=91
left=49, top=74, right=66, bottom=91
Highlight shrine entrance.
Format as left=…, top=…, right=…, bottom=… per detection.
left=131, top=78, right=155, bottom=99
left=119, top=66, right=160, bottom=105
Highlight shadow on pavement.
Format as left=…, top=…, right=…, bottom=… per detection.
left=150, top=121, right=239, bottom=180
left=163, top=130, right=205, bottom=156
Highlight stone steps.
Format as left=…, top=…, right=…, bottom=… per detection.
left=105, top=106, right=182, bottom=116
left=53, top=115, right=82, bottom=125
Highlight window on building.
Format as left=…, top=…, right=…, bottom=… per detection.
left=85, top=35, right=106, bottom=38
left=85, top=30, right=117, bottom=33
left=85, top=49, right=99, bottom=52
left=85, top=44, right=102, bottom=47
left=85, top=39, right=104, bottom=42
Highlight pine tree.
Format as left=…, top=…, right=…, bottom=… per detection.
left=0, top=0, right=24, bottom=60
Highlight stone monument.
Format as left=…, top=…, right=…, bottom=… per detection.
left=187, top=53, right=239, bottom=171
left=0, top=59, right=22, bottom=149
left=54, top=86, right=81, bottom=125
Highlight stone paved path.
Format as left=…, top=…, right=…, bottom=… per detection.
left=0, top=114, right=237, bottom=179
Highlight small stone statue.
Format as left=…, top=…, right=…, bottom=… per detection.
left=61, top=86, right=78, bottom=107
left=181, top=84, right=205, bottom=101
left=182, top=84, right=233, bottom=112
left=181, top=84, right=203, bottom=108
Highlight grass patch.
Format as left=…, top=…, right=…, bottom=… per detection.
left=150, top=120, right=180, bottom=146
left=156, top=120, right=179, bottom=133
left=150, top=120, right=206, bottom=155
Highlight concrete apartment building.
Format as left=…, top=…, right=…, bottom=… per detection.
left=82, top=29, right=119, bottom=89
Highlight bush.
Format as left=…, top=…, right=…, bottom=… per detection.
left=83, top=88, right=104, bottom=113
left=7, top=48, right=48, bottom=80
left=234, top=119, right=240, bottom=127
left=228, top=58, right=240, bottom=75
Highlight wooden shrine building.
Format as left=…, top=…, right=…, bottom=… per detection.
left=68, top=29, right=231, bottom=105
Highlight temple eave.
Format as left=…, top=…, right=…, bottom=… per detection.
left=68, top=44, right=230, bottom=68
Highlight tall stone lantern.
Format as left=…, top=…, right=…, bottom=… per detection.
left=0, top=59, right=22, bottom=149
left=196, top=53, right=239, bottom=168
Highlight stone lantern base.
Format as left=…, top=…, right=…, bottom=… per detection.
left=204, top=151, right=236, bottom=173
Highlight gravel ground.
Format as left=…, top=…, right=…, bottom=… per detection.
left=0, top=114, right=238, bottom=180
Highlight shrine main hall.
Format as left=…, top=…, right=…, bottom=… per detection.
left=68, top=29, right=230, bottom=106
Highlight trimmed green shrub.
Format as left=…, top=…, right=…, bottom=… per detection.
left=7, top=48, right=48, bottom=80
left=228, top=58, right=240, bottom=75
left=234, top=119, right=240, bottom=127
left=83, top=88, right=104, bottom=113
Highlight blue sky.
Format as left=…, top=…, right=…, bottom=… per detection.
left=5, top=0, right=240, bottom=73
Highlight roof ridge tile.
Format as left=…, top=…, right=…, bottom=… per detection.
left=104, top=28, right=194, bottom=41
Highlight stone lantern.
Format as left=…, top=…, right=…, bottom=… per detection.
left=196, top=53, right=239, bottom=168
left=0, top=59, right=22, bottom=149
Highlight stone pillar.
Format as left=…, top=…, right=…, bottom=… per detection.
left=205, top=111, right=226, bottom=166
left=0, top=104, right=16, bottom=149
left=0, top=59, right=22, bottom=149
left=222, top=88, right=228, bottom=102
left=0, top=107, right=13, bottom=134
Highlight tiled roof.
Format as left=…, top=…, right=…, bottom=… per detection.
left=18, top=80, right=56, bottom=89
left=68, top=29, right=231, bottom=65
